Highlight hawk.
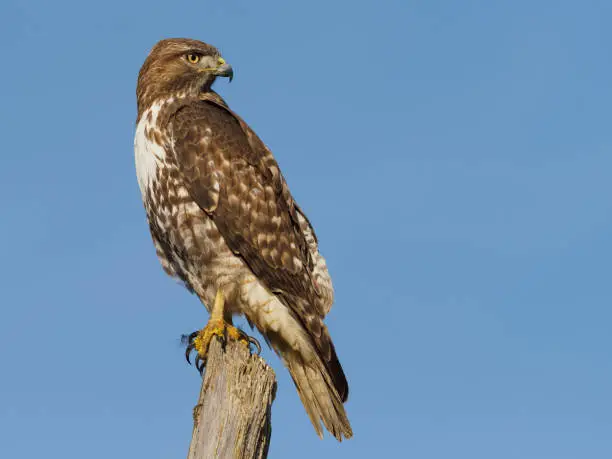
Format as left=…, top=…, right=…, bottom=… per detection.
left=134, top=38, right=352, bottom=440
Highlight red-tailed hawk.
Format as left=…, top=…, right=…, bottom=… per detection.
left=134, top=38, right=352, bottom=440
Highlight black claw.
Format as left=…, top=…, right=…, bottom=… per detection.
left=234, top=326, right=261, bottom=356
left=181, top=331, right=198, bottom=346
left=181, top=326, right=261, bottom=375
left=195, top=356, right=205, bottom=375
left=184, top=331, right=199, bottom=365
left=185, top=344, right=194, bottom=364
left=249, top=336, right=262, bottom=355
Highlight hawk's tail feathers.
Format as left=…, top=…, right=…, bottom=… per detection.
left=322, top=329, right=350, bottom=403
left=285, top=351, right=353, bottom=441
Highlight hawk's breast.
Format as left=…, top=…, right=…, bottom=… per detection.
left=134, top=98, right=188, bottom=286
left=133, top=97, right=250, bottom=307
left=134, top=100, right=168, bottom=198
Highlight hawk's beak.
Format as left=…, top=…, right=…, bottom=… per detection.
left=214, top=58, right=234, bottom=82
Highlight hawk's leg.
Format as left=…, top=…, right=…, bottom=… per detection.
left=185, top=288, right=261, bottom=374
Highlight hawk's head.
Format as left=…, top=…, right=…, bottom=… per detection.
left=136, top=38, right=233, bottom=116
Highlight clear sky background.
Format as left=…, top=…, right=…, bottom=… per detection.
left=1, top=0, right=611, bottom=458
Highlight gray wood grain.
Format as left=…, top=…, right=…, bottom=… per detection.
left=187, top=339, right=276, bottom=459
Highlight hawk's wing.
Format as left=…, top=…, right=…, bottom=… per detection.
left=169, top=95, right=349, bottom=409
left=168, top=95, right=324, bottom=315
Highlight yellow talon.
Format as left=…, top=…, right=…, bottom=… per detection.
left=185, top=288, right=261, bottom=373
left=226, top=325, right=243, bottom=341
left=192, top=319, right=225, bottom=356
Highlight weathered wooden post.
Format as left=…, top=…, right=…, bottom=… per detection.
left=187, top=338, right=277, bottom=459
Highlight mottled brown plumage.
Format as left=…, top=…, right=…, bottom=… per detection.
left=134, top=38, right=351, bottom=440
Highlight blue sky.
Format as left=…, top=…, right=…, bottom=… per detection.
left=1, top=0, right=611, bottom=457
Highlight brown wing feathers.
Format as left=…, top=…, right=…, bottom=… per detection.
left=170, top=97, right=349, bottom=410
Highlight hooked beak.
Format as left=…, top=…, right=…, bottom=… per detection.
left=213, top=58, right=234, bottom=82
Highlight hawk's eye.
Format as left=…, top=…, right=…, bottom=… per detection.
left=186, top=53, right=201, bottom=64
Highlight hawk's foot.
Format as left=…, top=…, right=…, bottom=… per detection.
left=184, top=320, right=261, bottom=374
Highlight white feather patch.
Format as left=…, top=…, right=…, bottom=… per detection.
left=134, top=101, right=168, bottom=197
left=241, top=280, right=311, bottom=355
